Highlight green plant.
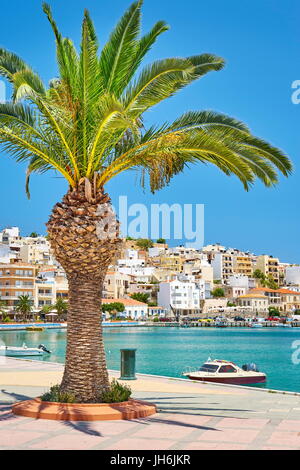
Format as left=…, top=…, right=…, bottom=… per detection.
left=153, top=316, right=160, bottom=322
left=41, top=384, right=76, bottom=403
left=211, top=288, right=225, bottom=298
left=15, top=295, right=33, bottom=321
left=268, top=306, right=280, bottom=316
left=100, top=379, right=131, bottom=403
left=3, top=316, right=11, bottom=323
left=102, top=302, right=125, bottom=319
left=130, top=292, right=150, bottom=304
left=54, top=298, right=68, bottom=316
left=136, top=239, right=154, bottom=250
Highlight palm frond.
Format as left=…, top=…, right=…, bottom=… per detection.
left=123, top=55, right=224, bottom=118
left=0, top=49, right=28, bottom=82
left=100, top=0, right=142, bottom=97
left=125, top=20, right=170, bottom=85
left=0, top=1, right=292, bottom=197
left=25, top=156, right=52, bottom=199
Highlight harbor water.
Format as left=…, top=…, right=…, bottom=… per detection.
left=1, top=326, right=300, bottom=392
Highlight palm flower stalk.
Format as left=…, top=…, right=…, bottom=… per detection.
left=0, top=1, right=292, bottom=402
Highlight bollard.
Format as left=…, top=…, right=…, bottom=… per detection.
left=119, top=349, right=137, bottom=380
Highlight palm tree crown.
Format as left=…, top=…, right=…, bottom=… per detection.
left=0, top=1, right=292, bottom=197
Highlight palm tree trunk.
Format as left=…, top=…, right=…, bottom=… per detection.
left=60, top=275, right=109, bottom=402
left=47, top=180, right=121, bottom=403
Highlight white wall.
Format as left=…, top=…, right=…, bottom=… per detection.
left=286, top=267, right=300, bottom=286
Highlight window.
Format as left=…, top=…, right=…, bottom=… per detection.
left=199, top=364, right=219, bottom=372
left=219, top=365, right=236, bottom=373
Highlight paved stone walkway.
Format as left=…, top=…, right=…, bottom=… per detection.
left=1, top=359, right=300, bottom=450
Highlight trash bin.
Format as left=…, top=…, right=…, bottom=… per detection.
left=119, top=348, right=137, bottom=380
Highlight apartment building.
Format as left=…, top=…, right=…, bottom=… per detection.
left=211, top=252, right=234, bottom=284
left=36, top=269, right=68, bottom=308
left=182, top=254, right=213, bottom=285
left=249, top=287, right=281, bottom=307
left=103, top=270, right=130, bottom=299
left=237, top=293, right=269, bottom=313
left=256, top=255, right=280, bottom=284
left=158, top=277, right=205, bottom=316
left=233, top=254, right=253, bottom=276
left=19, top=239, right=52, bottom=265
left=0, top=262, right=38, bottom=307
left=158, top=254, right=185, bottom=274
left=279, top=289, right=300, bottom=313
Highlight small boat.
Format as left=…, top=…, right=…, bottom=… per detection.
left=182, top=359, right=266, bottom=385
left=250, top=322, right=263, bottom=328
left=26, top=326, right=44, bottom=332
left=215, top=320, right=227, bottom=328
left=0, top=343, right=51, bottom=357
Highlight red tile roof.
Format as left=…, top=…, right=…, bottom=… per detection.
left=101, top=298, right=148, bottom=306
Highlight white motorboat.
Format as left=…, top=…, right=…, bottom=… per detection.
left=0, top=343, right=51, bottom=357
left=250, top=322, right=263, bottom=328
left=183, top=359, right=266, bottom=385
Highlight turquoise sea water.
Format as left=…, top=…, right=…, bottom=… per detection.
left=1, top=327, right=300, bottom=393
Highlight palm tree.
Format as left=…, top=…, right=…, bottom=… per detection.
left=0, top=2, right=292, bottom=402
left=15, top=295, right=33, bottom=322
left=0, top=299, right=8, bottom=321
left=54, top=297, right=68, bottom=318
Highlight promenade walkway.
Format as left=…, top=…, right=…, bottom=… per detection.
left=1, top=358, right=300, bottom=450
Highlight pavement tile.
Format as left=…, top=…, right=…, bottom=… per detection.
left=13, top=419, right=70, bottom=432
left=0, top=430, right=43, bottom=447
left=184, top=441, right=247, bottom=450
left=0, top=415, right=28, bottom=427
left=184, top=442, right=218, bottom=450
left=105, top=438, right=175, bottom=450
left=130, top=423, right=195, bottom=440
left=158, top=414, right=212, bottom=427
left=276, top=420, right=300, bottom=431
left=199, top=428, right=260, bottom=444
left=217, top=418, right=269, bottom=429
left=29, top=434, right=110, bottom=450
left=63, top=421, right=137, bottom=436
left=267, top=431, right=300, bottom=448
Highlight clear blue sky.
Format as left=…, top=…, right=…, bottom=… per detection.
left=0, top=0, right=299, bottom=262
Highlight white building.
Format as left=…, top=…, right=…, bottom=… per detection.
left=101, top=298, right=148, bottom=320
left=0, top=244, right=18, bottom=264
left=35, top=269, right=68, bottom=308
left=286, top=266, right=300, bottom=287
left=118, top=266, right=155, bottom=283
left=211, top=252, right=234, bottom=284
left=158, top=277, right=205, bottom=316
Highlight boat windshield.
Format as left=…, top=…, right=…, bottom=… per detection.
left=199, top=364, right=219, bottom=372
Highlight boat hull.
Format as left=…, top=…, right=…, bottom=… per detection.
left=185, top=374, right=266, bottom=385
left=0, top=349, right=44, bottom=357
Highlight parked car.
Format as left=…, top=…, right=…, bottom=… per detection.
left=234, top=316, right=245, bottom=322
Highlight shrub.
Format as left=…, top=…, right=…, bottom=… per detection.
left=153, top=316, right=160, bottom=322
left=41, top=384, right=76, bottom=403
left=100, top=379, right=131, bottom=403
